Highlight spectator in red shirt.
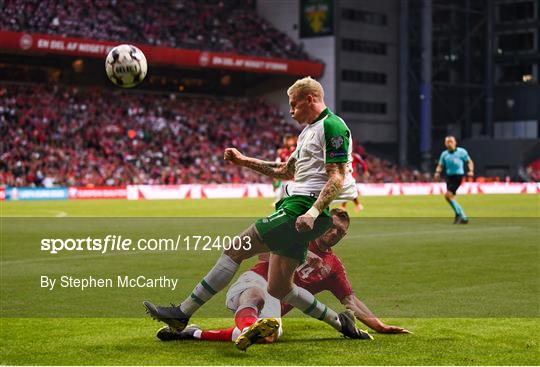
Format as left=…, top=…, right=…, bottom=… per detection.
left=341, top=149, right=369, bottom=212
left=526, top=159, right=540, bottom=182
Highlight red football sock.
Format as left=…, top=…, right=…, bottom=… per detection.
left=235, top=306, right=258, bottom=331
left=200, top=327, right=235, bottom=341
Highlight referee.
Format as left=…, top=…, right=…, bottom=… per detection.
left=434, top=136, right=474, bottom=224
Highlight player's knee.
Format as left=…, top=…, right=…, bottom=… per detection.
left=224, top=225, right=264, bottom=262
left=223, top=248, right=245, bottom=263
left=239, top=287, right=266, bottom=310
left=224, top=243, right=255, bottom=263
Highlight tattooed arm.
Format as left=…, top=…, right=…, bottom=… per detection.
left=224, top=147, right=295, bottom=179
left=312, top=162, right=346, bottom=212
left=243, top=156, right=296, bottom=180
left=295, top=162, right=346, bottom=232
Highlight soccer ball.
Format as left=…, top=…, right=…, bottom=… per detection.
left=105, top=44, right=147, bottom=88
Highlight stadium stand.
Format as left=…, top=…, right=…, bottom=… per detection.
left=0, top=0, right=311, bottom=61
left=362, top=154, right=431, bottom=183
left=1, top=83, right=443, bottom=187
left=0, top=83, right=299, bottom=186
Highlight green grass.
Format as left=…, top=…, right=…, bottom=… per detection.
left=1, top=194, right=539, bottom=365
left=2, top=193, right=538, bottom=217
left=1, top=318, right=538, bottom=365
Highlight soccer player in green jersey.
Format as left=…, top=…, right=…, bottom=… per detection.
left=144, top=77, right=369, bottom=346
left=434, top=136, right=474, bottom=224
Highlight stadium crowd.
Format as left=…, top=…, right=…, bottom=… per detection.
left=0, top=83, right=441, bottom=187
left=0, top=83, right=299, bottom=187
left=1, top=0, right=311, bottom=61
left=362, top=154, right=432, bottom=183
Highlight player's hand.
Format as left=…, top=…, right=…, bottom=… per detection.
left=295, top=214, right=315, bottom=232
left=377, top=325, right=411, bottom=334
left=467, top=171, right=474, bottom=178
left=434, top=172, right=440, bottom=181
left=363, top=171, right=370, bottom=178
left=319, top=264, right=331, bottom=278
left=224, top=148, right=246, bottom=166
left=306, top=251, right=323, bottom=269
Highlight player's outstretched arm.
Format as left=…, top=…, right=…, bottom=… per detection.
left=340, top=295, right=410, bottom=334
left=224, top=148, right=295, bottom=179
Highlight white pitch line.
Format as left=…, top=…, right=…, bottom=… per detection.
left=346, top=226, right=525, bottom=240
left=2, top=210, right=70, bottom=218
left=1, top=248, right=162, bottom=266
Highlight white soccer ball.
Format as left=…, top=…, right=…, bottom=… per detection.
left=105, top=44, right=147, bottom=88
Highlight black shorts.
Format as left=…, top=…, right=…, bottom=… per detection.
left=446, top=175, right=463, bottom=195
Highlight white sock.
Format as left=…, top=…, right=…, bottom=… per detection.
left=282, top=285, right=341, bottom=331
left=231, top=327, right=242, bottom=341
left=179, top=254, right=240, bottom=315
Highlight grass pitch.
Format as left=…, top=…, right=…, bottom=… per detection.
left=1, top=194, right=539, bottom=365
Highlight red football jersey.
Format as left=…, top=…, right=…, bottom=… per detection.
left=351, top=152, right=368, bottom=177
left=249, top=242, right=354, bottom=316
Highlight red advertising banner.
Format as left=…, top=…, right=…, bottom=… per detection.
left=126, top=182, right=540, bottom=200
left=0, top=187, right=5, bottom=201
left=68, top=187, right=127, bottom=200
left=0, top=31, right=324, bottom=77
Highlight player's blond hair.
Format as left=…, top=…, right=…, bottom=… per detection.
left=287, top=76, right=324, bottom=101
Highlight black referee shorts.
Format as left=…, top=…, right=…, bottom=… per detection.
left=446, top=175, right=463, bottom=195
